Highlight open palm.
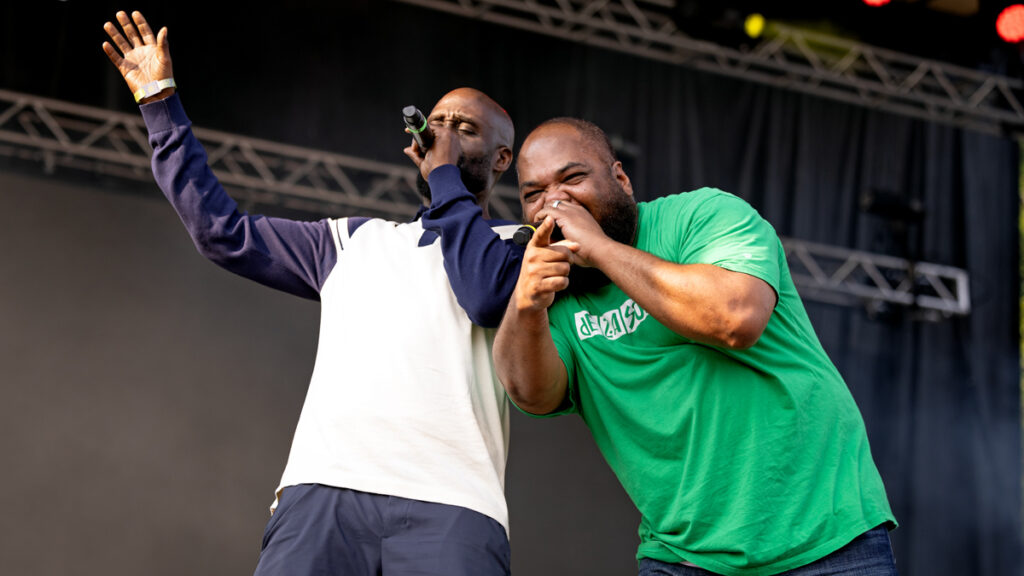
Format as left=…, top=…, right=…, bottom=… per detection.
left=102, top=11, right=173, bottom=97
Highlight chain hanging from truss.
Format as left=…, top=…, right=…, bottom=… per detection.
left=393, top=0, right=1024, bottom=136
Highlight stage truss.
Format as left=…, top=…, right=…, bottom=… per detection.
left=0, top=88, right=971, bottom=317
left=0, top=88, right=522, bottom=222
left=393, top=0, right=1024, bottom=137
left=783, top=238, right=970, bottom=318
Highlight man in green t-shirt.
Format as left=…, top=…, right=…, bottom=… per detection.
left=494, top=118, right=897, bottom=576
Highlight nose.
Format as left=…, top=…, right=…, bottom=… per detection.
left=543, top=189, right=571, bottom=205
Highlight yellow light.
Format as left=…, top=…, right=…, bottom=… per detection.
left=744, top=13, right=765, bottom=39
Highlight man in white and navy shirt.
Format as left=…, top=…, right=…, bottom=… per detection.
left=103, top=10, right=524, bottom=575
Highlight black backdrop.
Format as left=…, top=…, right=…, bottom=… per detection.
left=1, top=1, right=1020, bottom=574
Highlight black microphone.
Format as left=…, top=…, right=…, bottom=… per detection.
left=402, top=105, right=434, bottom=151
left=512, top=224, right=536, bottom=247
left=512, top=223, right=564, bottom=247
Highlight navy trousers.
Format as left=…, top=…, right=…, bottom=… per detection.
left=253, top=484, right=510, bottom=576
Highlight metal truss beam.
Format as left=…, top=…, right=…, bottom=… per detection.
left=783, top=237, right=971, bottom=318
left=0, top=88, right=971, bottom=318
left=0, top=88, right=521, bottom=221
left=393, top=0, right=1024, bottom=136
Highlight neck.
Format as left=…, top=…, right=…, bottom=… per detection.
left=475, top=193, right=491, bottom=220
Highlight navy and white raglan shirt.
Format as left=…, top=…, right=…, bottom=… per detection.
left=140, top=94, right=524, bottom=534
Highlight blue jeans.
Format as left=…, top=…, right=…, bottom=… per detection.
left=638, top=526, right=897, bottom=576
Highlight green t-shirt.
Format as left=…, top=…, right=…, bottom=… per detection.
left=540, top=189, right=895, bottom=575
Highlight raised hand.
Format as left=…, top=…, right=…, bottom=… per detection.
left=102, top=11, right=174, bottom=103
left=533, top=200, right=608, bottom=268
left=403, top=124, right=460, bottom=183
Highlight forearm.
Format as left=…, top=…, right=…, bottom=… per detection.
left=142, top=95, right=333, bottom=299
left=588, top=238, right=773, bottom=349
left=493, top=300, right=567, bottom=415
left=422, top=165, right=524, bottom=327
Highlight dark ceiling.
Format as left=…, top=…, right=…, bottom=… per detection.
left=663, top=0, right=1018, bottom=71
left=2, top=0, right=1019, bottom=110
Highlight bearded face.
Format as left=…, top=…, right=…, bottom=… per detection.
left=564, top=173, right=638, bottom=295
left=416, top=152, right=492, bottom=203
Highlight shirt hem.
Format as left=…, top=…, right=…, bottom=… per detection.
left=637, top=513, right=896, bottom=576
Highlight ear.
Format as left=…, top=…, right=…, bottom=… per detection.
left=612, top=161, right=634, bottom=196
left=493, top=146, right=514, bottom=173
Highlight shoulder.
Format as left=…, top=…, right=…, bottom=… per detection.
left=488, top=220, right=522, bottom=241
left=325, top=216, right=407, bottom=250
left=643, top=188, right=748, bottom=212
left=642, top=188, right=765, bottom=228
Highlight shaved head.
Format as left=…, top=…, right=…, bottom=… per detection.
left=436, top=87, right=515, bottom=150
left=527, top=117, right=615, bottom=165
left=414, top=88, right=516, bottom=205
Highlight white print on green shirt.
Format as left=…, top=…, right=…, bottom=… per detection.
left=574, top=298, right=649, bottom=341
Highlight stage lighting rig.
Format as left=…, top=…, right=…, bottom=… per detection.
left=997, top=4, right=1024, bottom=43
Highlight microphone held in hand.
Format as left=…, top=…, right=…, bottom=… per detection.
left=512, top=222, right=564, bottom=247
left=402, top=105, right=434, bottom=151
left=512, top=225, right=536, bottom=247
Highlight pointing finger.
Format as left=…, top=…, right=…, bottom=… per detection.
left=530, top=216, right=555, bottom=248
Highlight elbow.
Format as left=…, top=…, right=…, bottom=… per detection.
left=448, top=271, right=515, bottom=328
left=192, top=230, right=230, bottom=263
left=498, top=368, right=566, bottom=416
left=191, top=227, right=218, bottom=260
left=494, top=352, right=563, bottom=415
left=704, top=301, right=770, bottom=350
left=190, top=214, right=248, bottom=265
left=456, top=278, right=517, bottom=327
left=714, top=308, right=770, bottom=350
left=464, top=300, right=505, bottom=328
left=719, top=326, right=762, bottom=350
left=506, top=384, right=562, bottom=415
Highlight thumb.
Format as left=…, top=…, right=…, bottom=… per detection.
left=158, top=27, right=169, bottom=56
left=403, top=144, right=423, bottom=166
left=530, top=216, right=555, bottom=248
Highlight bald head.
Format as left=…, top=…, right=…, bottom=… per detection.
left=516, top=116, right=636, bottom=235
left=434, top=87, right=515, bottom=150
left=422, top=87, right=515, bottom=202
left=525, top=117, right=616, bottom=165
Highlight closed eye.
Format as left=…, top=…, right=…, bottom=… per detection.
left=522, top=189, right=543, bottom=202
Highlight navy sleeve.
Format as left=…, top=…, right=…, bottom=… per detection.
left=140, top=94, right=336, bottom=301
left=421, top=165, right=524, bottom=327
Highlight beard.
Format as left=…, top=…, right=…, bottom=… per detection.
left=416, top=153, right=491, bottom=203
left=564, top=182, right=639, bottom=295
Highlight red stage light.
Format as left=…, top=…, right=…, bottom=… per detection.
left=997, top=5, right=1024, bottom=43
left=862, top=0, right=891, bottom=6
